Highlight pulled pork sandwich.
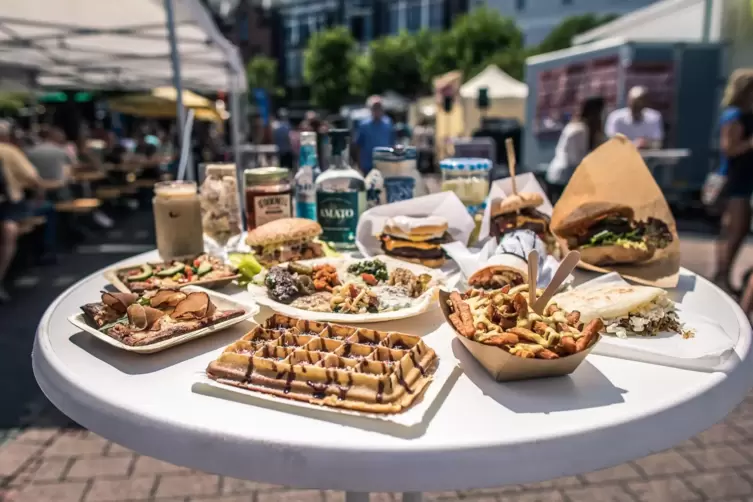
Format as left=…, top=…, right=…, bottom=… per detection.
left=490, top=192, right=559, bottom=257
left=378, top=216, right=452, bottom=268
left=246, top=218, right=324, bottom=267
left=551, top=202, right=673, bottom=266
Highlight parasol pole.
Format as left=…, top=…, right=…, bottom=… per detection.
left=164, top=0, right=193, bottom=178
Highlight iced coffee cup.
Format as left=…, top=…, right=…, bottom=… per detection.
left=153, top=180, right=204, bottom=261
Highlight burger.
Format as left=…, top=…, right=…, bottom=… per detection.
left=246, top=218, right=324, bottom=267
left=551, top=201, right=673, bottom=266
left=490, top=192, right=559, bottom=257
left=378, top=216, right=452, bottom=268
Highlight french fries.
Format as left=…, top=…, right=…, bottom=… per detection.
left=446, top=287, right=604, bottom=360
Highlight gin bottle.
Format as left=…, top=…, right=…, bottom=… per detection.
left=315, top=129, right=366, bottom=250
left=294, top=131, right=320, bottom=220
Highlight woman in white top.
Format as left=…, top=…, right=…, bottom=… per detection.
left=546, top=96, right=605, bottom=202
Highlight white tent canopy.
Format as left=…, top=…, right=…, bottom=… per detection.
left=0, top=0, right=246, bottom=91
left=572, top=0, right=724, bottom=45
left=459, top=65, right=528, bottom=100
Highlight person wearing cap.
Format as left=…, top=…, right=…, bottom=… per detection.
left=354, top=95, right=395, bottom=175
left=605, top=86, right=664, bottom=149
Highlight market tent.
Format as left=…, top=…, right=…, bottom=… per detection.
left=0, top=0, right=246, bottom=91
left=459, top=65, right=527, bottom=136
left=572, top=0, right=724, bottom=45
left=108, top=87, right=227, bottom=122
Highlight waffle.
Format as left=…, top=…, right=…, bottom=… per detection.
left=206, top=314, right=438, bottom=414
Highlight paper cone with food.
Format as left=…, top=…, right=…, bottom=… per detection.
left=550, top=136, right=680, bottom=287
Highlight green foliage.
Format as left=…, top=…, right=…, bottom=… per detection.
left=0, top=92, right=28, bottom=110
left=304, top=27, right=358, bottom=111
left=246, top=56, right=284, bottom=97
left=350, top=31, right=427, bottom=98
left=535, top=14, right=619, bottom=54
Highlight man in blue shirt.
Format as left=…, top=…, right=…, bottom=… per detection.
left=354, top=96, right=395, bottom=174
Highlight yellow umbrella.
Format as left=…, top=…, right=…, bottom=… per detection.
left=108, top=87, right=225, bottom=122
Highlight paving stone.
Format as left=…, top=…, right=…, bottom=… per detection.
left=499, top=492, right=565, bottom=502
left=13, top=428, right=60, bottom=445
left=563, top=485, right=637, bottom=502
left=633, top=450, right=698, bottom=475
left=0, top=443, right=41, bottom=477
left=581, top=463, right=643, bottom=483
left=258, top=491, right=324, bottom=502
left=44, top=434, right=108, bottom=457
left=15, top=480, right=89, bottom=502
left=132, top=455, right=192, bottom=474
left=627, top=478, right=701, bottom=502
left=422, top=491, right=462, bottom=501
left=104, top=442, right=135, bottom=457
left=523, top=475, right=582, bottom=490
left=694, top=422, right=746, bottom=444
left=682, top=444, right=750, bottom=469
left=222, top=477, right=281, bottom=494
left=67, top=455, right=134, bottom=479
left=24, top=457, right=70, bottom=482
left=155, top=473, right=221, bottom=498
left=686, top=471, right=753, bottom=499
left=85, top=476, right=156, bottom=502
left=189, top=496, right=254, bottom=502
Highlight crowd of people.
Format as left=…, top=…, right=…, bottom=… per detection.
left=0, top=119, right=176, bottom=303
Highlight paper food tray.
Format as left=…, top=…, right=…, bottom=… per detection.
left=438, top=290, right=599, bottom=381
left=247, top=255, right=447, bottom=324
left=104, top=264, right=240, bottom=294
left=193, top=329, right=458, bottom=427
left=68, top=286, right=259, bottom=354
left=562, top=273, right=736, bottom=372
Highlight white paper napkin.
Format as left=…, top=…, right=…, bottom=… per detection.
left=480, top=173, right=553, bottom=240
left=562, top=272, right=736, bottom=372
left=356, top=192, right=476, bottom=265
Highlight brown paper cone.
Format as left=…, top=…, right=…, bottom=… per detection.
left=438, top=291, right=598, bottom=381
left=551, top=136, right=680, bottom=287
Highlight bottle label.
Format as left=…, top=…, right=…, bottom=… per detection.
left=253, top=193, right=292, bottom=227
left=384, top=176, right=416, bottom=203
left=296, top=201, right=317, bottom=221
left=316, top=191, right=365, bottom=244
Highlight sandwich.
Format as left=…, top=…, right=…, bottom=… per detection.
left=246, top=218, right=324, bottom=267
left=490, top=193, right=559, bottom=257
left=468, top=229, right=547, bottom=289
left=552, top=283, right=685, bottom=339
left=551, top=202, right=673, bottom=266
left=378, top=216, right=452, bottom=268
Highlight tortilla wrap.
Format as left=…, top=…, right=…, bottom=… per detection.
left=468, top=253, right=528, bottom=286
left=551, top=283, right=666, bottom=323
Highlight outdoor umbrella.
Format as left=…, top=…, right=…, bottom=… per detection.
left=108, top=87, right=226, bottom=122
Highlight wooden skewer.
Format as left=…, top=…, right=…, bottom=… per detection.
left=505, top=138, right=518, bottom=195
left=527, top=250, right=538, bottom=308
left=532, top=251, right=581, bottom=314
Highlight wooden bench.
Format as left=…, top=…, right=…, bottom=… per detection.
left=95, top=187, right=122, bottom=200
left=55, top=198, right=102, bottom=213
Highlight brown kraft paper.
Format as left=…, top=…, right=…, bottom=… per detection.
left=438, top=291, right=598, bottom=382
left=550, top=135, right=680, bottom=287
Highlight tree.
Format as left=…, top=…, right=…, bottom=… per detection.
left=535, top=14, right=619, bottom=54
left=304, top=27, right=358, bottom=111
left=422, top=7, right=523, bottom=84
left=350, top=31, right=427, bottom=98
left=246, top=56, right=284, bottom=97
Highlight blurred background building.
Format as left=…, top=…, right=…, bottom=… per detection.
left=473, top=0, right=661, bottom=45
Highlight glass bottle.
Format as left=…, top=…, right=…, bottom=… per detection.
left=315, top=129, right=366, bottom=250
left=294, top=131, right=320, bottom=220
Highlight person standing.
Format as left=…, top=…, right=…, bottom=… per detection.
left=25, top=127, right=73, bottom=199
left=0, top=120, right=46, bottom=301
left=272, top=109, right=293, bottom=169
left=547, top=96, right=606, bottom=203
left=605, top=86, right=664, bottom=148
left=353, top=96, right=395, bottom=175
left=713, top=71, right=753, bottom=296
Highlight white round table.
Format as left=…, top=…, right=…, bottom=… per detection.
left=33, top=251, right=753, bottom=499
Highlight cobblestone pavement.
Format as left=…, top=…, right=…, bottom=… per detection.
left=2, top=234, right=753, bottom=502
